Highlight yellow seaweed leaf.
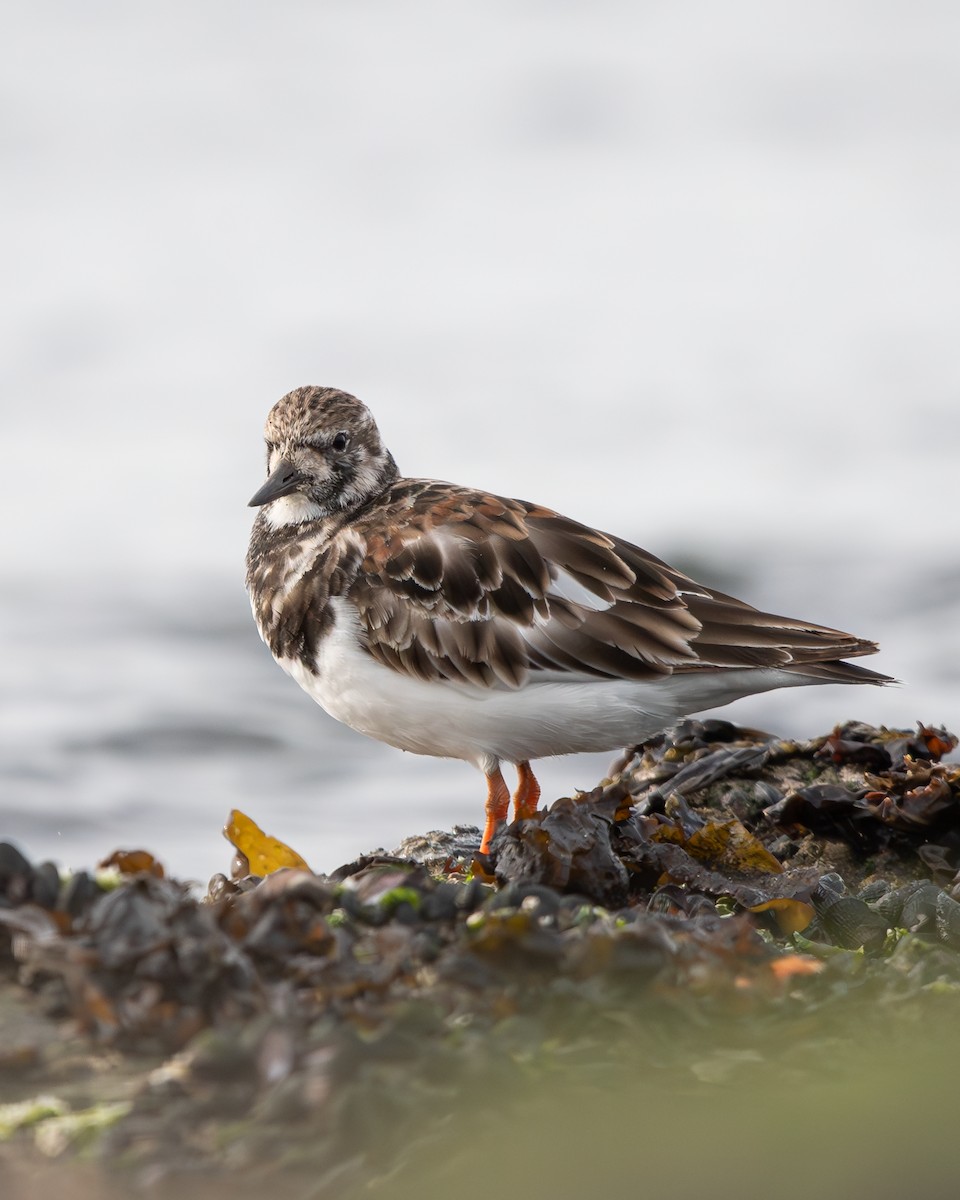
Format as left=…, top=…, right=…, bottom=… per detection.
left=98, top=849, right=165, bottom=878
left=223, top=809, right=311, bottom=876
left=748, top=897, right=816, bottom=935
left=768, top=953, right=824, bottom=981
left=685, top=819, right=784, bottom=875
left=649, top=824, right=685, bottom=846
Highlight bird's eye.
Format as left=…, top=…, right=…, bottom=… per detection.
left=331, top=431, right=349, bottom=452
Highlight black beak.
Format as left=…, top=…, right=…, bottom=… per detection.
left=248, top=459, right=307, bottom=507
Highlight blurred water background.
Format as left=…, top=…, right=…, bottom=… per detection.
left=3, top=1, right=958, bottom=880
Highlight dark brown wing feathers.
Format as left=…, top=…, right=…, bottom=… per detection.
left=334, top=480, right=890, bottom=690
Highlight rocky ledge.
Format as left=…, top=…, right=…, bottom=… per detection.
left=2, top=719, right=960, bottom=1199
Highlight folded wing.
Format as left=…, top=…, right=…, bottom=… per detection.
left=348, top=483, right=889, bottom=689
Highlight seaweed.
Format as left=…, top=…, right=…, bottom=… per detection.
left=2, top=720, right=960, bottom=1197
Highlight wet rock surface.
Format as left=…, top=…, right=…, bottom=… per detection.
left=2, top=719, right=960, bottom=1198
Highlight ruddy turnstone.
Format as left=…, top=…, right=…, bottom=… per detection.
left=246, top=387, right=892, bottom=854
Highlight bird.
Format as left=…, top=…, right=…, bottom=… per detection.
left=246, top=386, right=893, bottom=855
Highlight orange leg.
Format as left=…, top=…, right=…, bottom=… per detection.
left=479, top=767, right=511, bottom=854
left=512, top=761, right=541, bottom=821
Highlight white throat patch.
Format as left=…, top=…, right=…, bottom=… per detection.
left=265, top=494, right=327, bottom=528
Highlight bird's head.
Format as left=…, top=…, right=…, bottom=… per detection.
left=248, top=386, right=398, bottom=525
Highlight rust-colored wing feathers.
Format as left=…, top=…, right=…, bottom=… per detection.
left=346, top=483, right=884, bottom=690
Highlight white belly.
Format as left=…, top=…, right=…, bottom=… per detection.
left=276, top=599, right=811, bottom=772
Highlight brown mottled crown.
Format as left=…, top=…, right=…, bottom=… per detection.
left=264, top=386, right=378, bottom=448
